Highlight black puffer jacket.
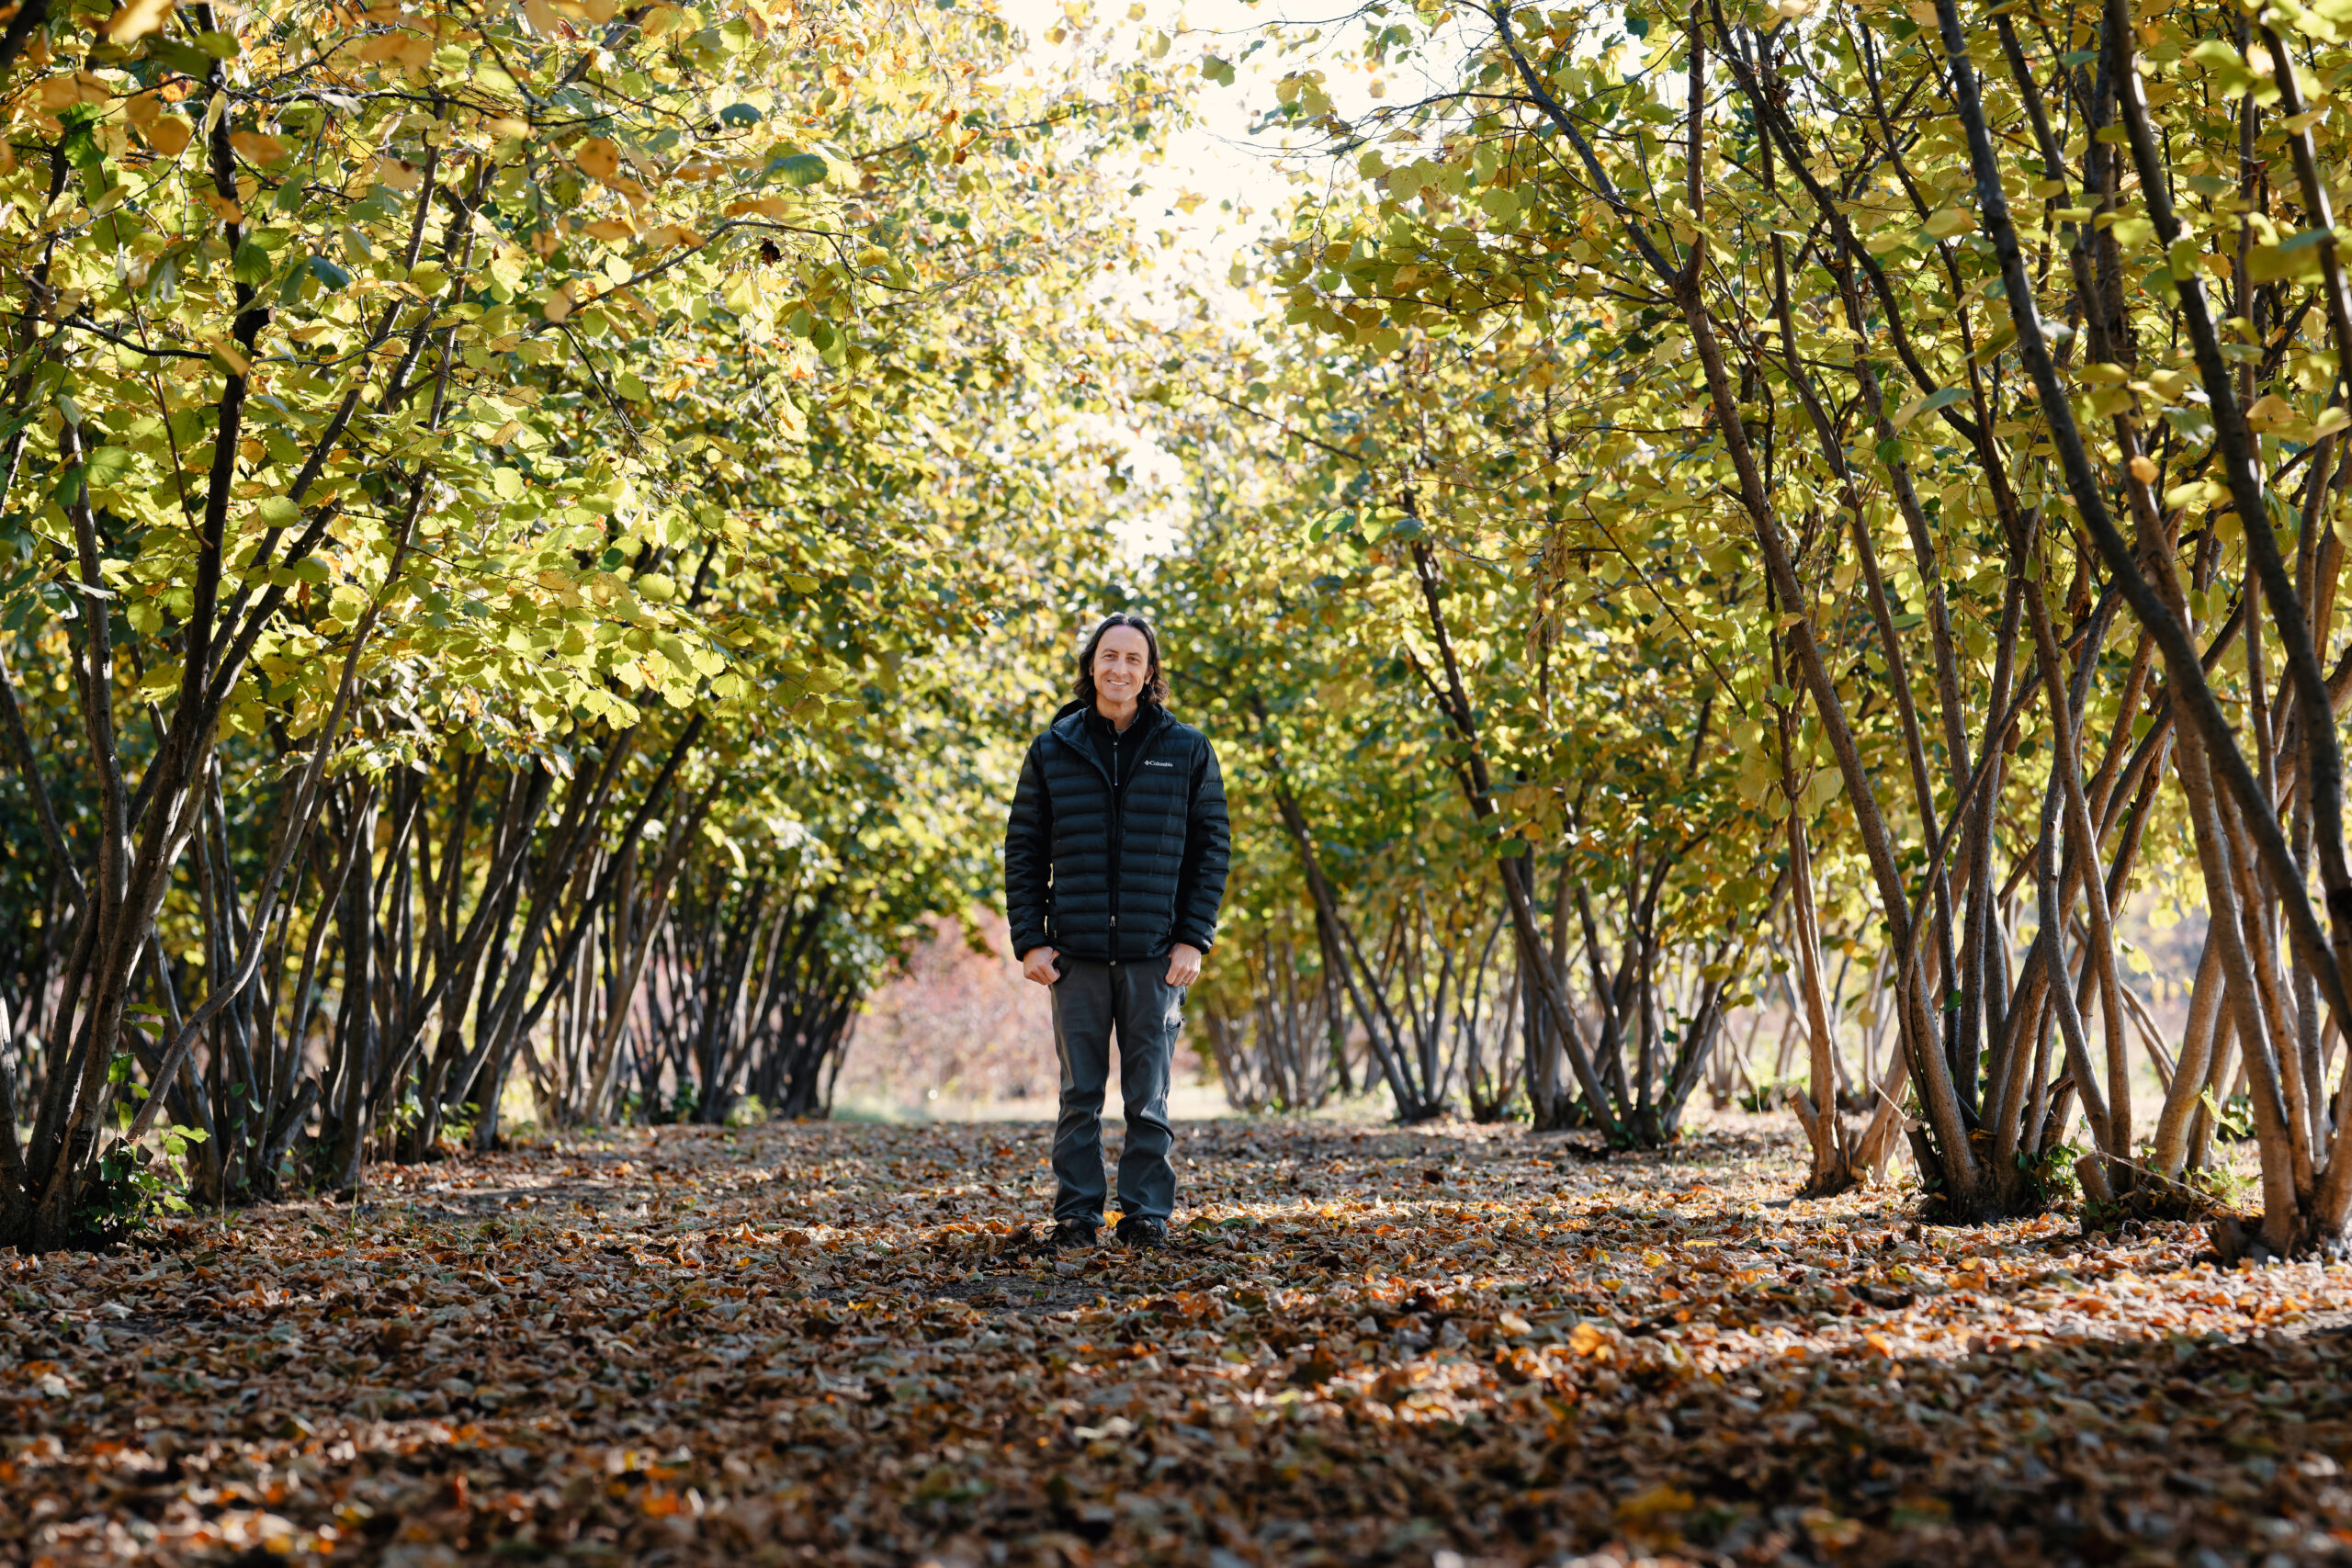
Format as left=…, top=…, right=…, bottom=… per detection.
left=1004, top=700, right=1230, bottom=963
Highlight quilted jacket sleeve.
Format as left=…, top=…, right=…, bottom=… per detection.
left=1170, top=736, right=1230, bottom=953
left=1004, top=741, right=1054, bottom=957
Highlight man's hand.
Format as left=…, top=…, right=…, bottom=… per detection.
left=1165, top=942, right=1203, bottom=987
left=1022, top=946, right=1060, bottom=986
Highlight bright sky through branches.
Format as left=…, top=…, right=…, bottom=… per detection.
left=992, top=0, right=1427, bottom=565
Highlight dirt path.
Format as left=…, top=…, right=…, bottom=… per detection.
left=3, top=1115, right=2347, bottom=1564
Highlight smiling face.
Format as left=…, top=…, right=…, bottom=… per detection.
left=1090, top=625, right=1154, bottom=714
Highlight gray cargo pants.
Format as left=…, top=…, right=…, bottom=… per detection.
left=1050, top=957, right=1181, bottom=1228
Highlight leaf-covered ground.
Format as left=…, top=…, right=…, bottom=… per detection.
left=6, top=1115, right=2351, bottom=1566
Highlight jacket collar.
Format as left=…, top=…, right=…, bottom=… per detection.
left=1049, top=700, right=1165, bottom=762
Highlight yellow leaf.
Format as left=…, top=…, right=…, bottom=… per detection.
left=544, top=285, right=574, bottom=322
left=1617, top=1484, right=1695, bottom=1523
left=375, top=156, right=422, bottom=192
left=2246, top=392, right=2298, bottom=430
left=2250, top=234, right=2327, bottom=285
left=1804, top=1508, right=1864, bottom=1549
left=229, top=130, right=287, bottom=165
left=145, top=117, right=193, bottom=156
left=104, top=0, right=177, bottom=43
left=1924, top=207, right=1974, bottom=239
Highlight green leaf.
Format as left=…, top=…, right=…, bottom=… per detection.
left=307, top=254, right=352, bottom=290
left=144, top=35, right=213, bottom=75
left=766, top=152, right=830, bottom=188
left=1889, top=386, right=1965, bottom=430
left=85, top=447, right=137, bottom=486
left=60, top=105, right=107, bottom=175
left=2165, top=403, right=2218, bottom=446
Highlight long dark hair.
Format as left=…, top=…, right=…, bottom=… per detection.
left=1072, top=613, right=1169, bottom=709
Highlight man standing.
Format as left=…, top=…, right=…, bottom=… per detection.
left=1004, top=613, right=1230, bottom=1250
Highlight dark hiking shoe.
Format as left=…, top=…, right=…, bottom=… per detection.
left=1046, top=1222, right=1098, bottom=1251
left=1114, top=1215, right=1169, bottom=1250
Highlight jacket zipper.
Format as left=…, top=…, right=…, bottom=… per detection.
left=1108, top=727, right=1120, bottom=949
left=1070, top=711, right=1159, bottom=955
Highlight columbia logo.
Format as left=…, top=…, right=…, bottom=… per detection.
left=1145, top=760, right=1177, bottom=768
